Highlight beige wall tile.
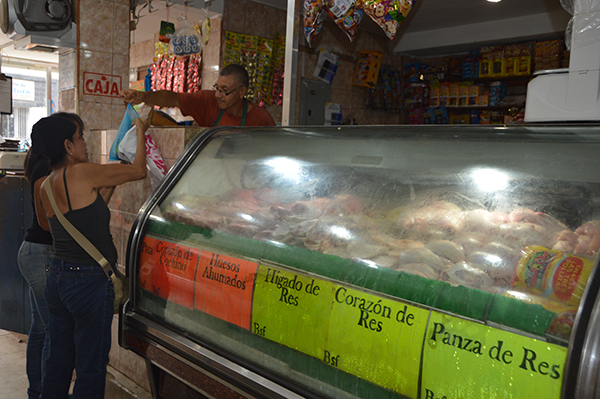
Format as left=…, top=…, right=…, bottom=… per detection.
left=79, top=0, right=114, bottom=52
left=113, top=3, right=131, bottom=56
left=79, top=101, right=113, bottom=131
left=246, top=2, right=268, bottom=38
left=160, top=129, right=185, bottom=160
left=266, top=7, right=286, bottom=38
left=111, top=104, right=128, bottom=130
left=112, top=54, right=130, bottom=105
left=79, top=50, right=114, bottom=105
left=87, top=129, right=102, bottom=157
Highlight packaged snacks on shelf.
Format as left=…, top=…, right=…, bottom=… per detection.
left=490, top=58, right=505, bottom=77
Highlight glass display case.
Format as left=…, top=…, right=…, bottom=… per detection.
left=121, top=124, right=600, bottom=399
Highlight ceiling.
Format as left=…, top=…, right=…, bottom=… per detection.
left=0, top=0, right=573, bottom=67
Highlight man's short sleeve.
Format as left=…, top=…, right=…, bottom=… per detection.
left=177, top=91, right=220, bottom=126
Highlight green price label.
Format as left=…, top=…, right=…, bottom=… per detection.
left=422, top=312, right=567, bottom=399
left=252, top=264, right=334, bottom=358
left=325, top=285, right=428, bottom=398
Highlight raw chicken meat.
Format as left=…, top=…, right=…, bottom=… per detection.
left=394, top=262, right=439, bottom=279
left=467, top=251, right=517, bottom=279
left=398, top=247, right=451, bottom=272
left=441, top=261, right=494, bottom=291
left=426, top=240, right=465, bottom=264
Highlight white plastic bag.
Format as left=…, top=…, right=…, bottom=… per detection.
left=117, top=126, right=167, bottom=190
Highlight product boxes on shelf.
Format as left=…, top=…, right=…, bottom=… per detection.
left=479, top=59, right=492, bottom=77
left=516, top=56, right=531, bottom=75
left=353, top=50, right=383, bottom=88
left=490, top=58, right=505, bottom=77
left=505, top=57, right=517, bottom=76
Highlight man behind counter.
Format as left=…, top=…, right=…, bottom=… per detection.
left=121, top=64, right=276, bottom=127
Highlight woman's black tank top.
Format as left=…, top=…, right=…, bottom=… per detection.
left=48, top=167, right=118, bottom=266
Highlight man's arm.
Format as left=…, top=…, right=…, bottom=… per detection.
left=121, top=89, right=180, bottom=108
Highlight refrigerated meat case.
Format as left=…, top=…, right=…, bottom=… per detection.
left=120, top=124, right=600, bottom=399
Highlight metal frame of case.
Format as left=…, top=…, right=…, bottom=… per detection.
left=121, top=125, right=600, bottom=399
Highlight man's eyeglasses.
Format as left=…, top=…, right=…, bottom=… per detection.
left=212, top=84, right=239, bottom=96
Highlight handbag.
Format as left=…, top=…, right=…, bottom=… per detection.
left=42, top=178, right=129, bottom=314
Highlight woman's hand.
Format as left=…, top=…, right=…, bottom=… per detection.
left=135, top=117, right=150, bottom=134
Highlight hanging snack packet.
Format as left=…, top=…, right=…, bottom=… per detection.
left=304, top=0, right=324, bottom=47
left=170, top=17, right=202, bottom=56
left=322, top=0, right=364, bottom=42
left=362, top=0, right=415, bottom=40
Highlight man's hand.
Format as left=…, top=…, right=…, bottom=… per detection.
left=122, top=89, right=146, bottom=105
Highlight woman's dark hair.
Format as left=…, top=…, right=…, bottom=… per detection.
left=29, top=112, right=84, bottom=168
left=22, top=150, right=48, bottom=182
left=51, top=112, right=85, bottom=130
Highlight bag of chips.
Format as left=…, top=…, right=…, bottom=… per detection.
left=323, top=0, right=364, bottom=42
left=362, top=0, right=415, bottom=40
left=304, top=0, right=325, bottom=46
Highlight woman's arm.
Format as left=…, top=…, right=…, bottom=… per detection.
left=75, top=118, right=149, bottom=189
left=34, top=177, right=50, bottom=231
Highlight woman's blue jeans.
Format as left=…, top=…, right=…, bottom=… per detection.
left=41, top=259, right=114, bottom=399
left=17, top=241, right=53, bottom=399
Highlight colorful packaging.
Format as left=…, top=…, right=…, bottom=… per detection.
left=303, top=0, right=324, bottom=47
left=516, top=56, right=531, bottom=75
left=224, top=31, right=242, bottom=66
left=323, top=0, right=364, bottom=42
left=353, top=50, right=383, bottom=88
left=361, top=0, right=415, bottom=40
left=512, top=245, right=594, bottom=306
left=490, top=58, right=505, bottom=77
left=479, top=59, right=492, bottom=77
left=256, top=38, right=274, bottom=106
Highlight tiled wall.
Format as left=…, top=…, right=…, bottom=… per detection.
left=59, top=0, right=131, bottom=131
left=87, top=126, right=205, bottom=390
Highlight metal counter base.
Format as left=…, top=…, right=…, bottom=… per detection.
left=121, top=312, right=306, bottom=399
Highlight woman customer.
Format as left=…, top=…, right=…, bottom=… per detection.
left=30, top=113, right=148, bottom=399
left=17, top=144, right=54, bottom=399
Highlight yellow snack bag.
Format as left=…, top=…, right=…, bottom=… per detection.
left=512, top=245, right=594, bottom=306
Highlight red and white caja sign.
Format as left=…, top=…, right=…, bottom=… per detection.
left=83, top=72, right=122, bottom=98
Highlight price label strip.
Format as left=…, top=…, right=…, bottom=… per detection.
left=326, top=285, right=428, bottom=399
left=252, top=264, right=334, bottom=359
left=422, top=311, right=567, bottom=399
left=138, top=235, right=200, bottom=309
left=194, top=251, right=258, bottom=330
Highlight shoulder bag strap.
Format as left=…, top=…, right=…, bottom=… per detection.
left=42, top=177, right=114, bottom=278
